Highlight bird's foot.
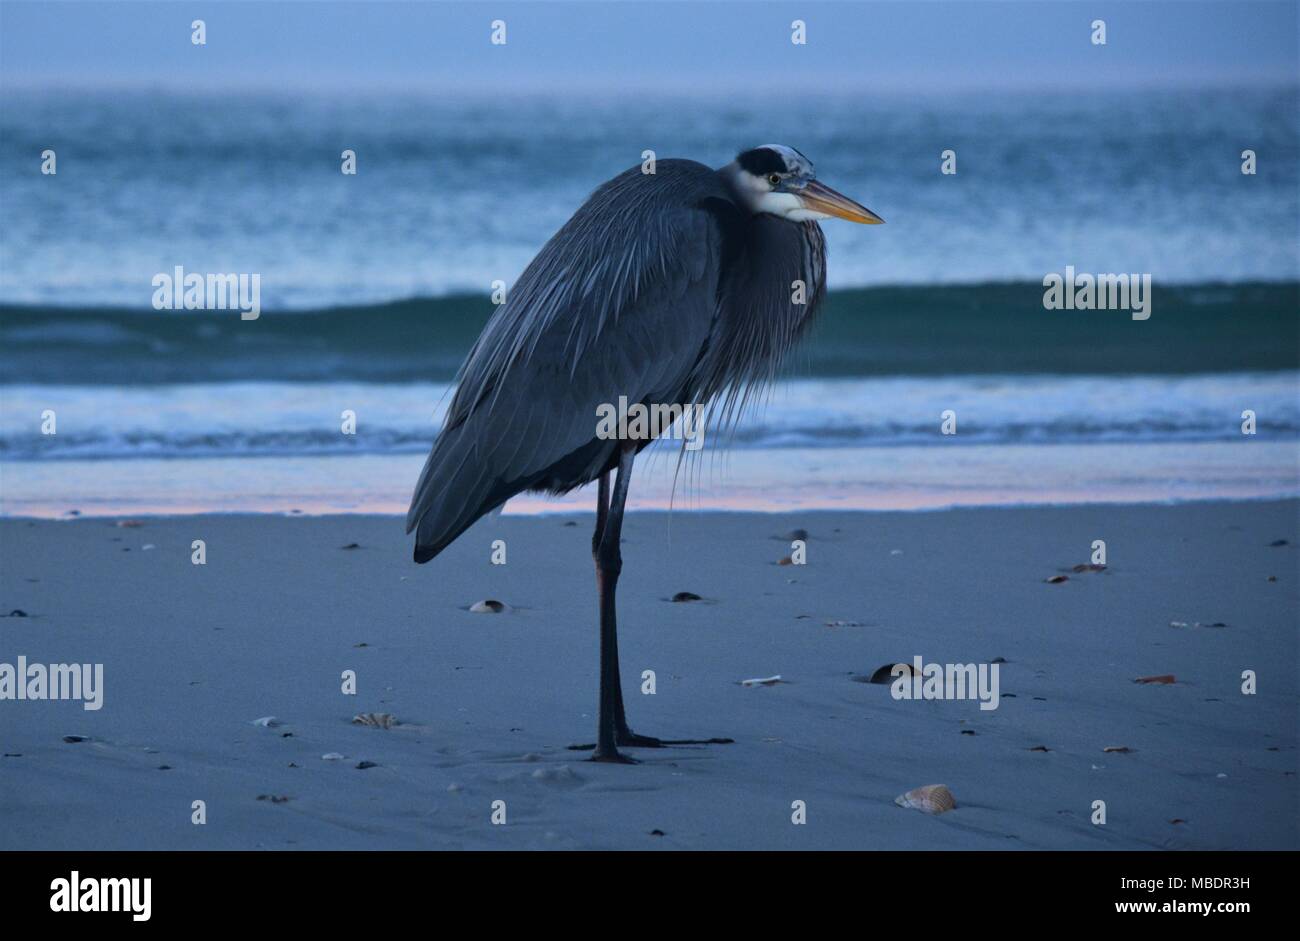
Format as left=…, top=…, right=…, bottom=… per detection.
left=618, top=730, right=735, bottom=748
left=569, top=730, right=734, bottom=751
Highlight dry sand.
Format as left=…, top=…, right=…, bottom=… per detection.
left=0, top=500, right=1295, bottom=849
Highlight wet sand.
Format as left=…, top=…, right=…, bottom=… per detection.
left=0, top=501, right=1295, bottom=849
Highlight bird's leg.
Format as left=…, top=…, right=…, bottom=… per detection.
left=571, top=450, right=734, bottom=756
left=589, top=448, right=637, bottom=763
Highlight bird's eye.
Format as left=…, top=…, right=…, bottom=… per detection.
left=768, top=174, right=782, bottom=187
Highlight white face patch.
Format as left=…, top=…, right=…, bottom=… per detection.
left=726, top=144, right=825, bottom=219
left=753, top=190, right=830, bottom=221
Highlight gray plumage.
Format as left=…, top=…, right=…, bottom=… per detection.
left=407, top=156, right=827, bottom=562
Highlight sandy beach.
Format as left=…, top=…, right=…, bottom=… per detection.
left=1, top=500, right=1294, bottom=850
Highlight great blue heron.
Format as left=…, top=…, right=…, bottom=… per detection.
left=408, top=144, right=883, bottom=762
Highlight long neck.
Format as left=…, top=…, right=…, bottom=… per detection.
left=687, top=204, right=827, bottom=433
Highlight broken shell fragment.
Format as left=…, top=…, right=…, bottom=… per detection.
left=894, top=784, right=956, bottom=815
left=1045, top=575, right=1069, bottom=584
left=1103, top=745, right=1133, bottom=753
left=1134, top=674, right=1175, bottom=685
left=469, top=599, right=506, bottom=613
left=741, top=675, right=783, bottom=687
left=671, top=592, right=702, bottom=603
left=352, top=712, right=397, bottom=729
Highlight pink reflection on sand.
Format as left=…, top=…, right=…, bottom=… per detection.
left=2, top=442, right=1296, bottom=518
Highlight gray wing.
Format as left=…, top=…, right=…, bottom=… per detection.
left=407, top=160, right=733, bottom=562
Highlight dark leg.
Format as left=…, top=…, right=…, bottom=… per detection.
left=590, top=447, right=637, bottom=763
left=573, top=448, right=733, bottom=758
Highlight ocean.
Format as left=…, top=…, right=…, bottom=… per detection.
left=1, top=87, right=1297, bottom=516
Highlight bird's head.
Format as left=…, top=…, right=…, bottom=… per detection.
left=726, top=144, right=883, bottom=225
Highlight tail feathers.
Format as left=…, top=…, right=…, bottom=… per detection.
left=412, top=494, right=498, bottom=563
left=407, top=432, right=502, bottom=563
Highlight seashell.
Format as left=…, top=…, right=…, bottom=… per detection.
left=340, top=543, right=361, bottom=550
left=741, top=675, right=783, bottom=687
left=1028, top=745, right=1051, bottom=752
left=671, top=591, right=702, bottom=603
left=251, top=716, right=281, bottom=728
left=321, top=752, right=346, bottom=760
left=141, top=544, right=156, bottom=550
left=866, top=661, right=916, bottom=684
left=355, top=760, right=379, bottom=770
left=1134, top=674, right=1175, bottom=684
left=895, top=784, right=956, bottom=814
left=352, top=712, right=397, bottom=729
left=1103, top=745, right=1133, bottom=753
left=1045, top=575, right=1069, bottom=584
left=825, top=619, right=864, bottom=628
left=1071, top=563, right=1107, bottom=573
left=469, top=599, right=506, bottom=613
left=62, top=735, right=89, bottom=743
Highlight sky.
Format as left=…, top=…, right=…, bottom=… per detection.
left=0, top=1, right=1295, bottom=93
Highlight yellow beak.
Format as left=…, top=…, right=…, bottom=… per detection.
left=799, top=180, right=884, bottom=224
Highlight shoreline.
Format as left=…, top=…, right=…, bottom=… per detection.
left=2, top=440, right=1296, bottom=519
left=2, top=490, right=1298, bottom=522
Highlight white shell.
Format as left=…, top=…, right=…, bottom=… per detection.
left=894, top=784, right=956, bottom=814
left=469, top=599, right=506, bottom=613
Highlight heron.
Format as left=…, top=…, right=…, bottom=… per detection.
left=407, top=144, right=883, bottom=762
